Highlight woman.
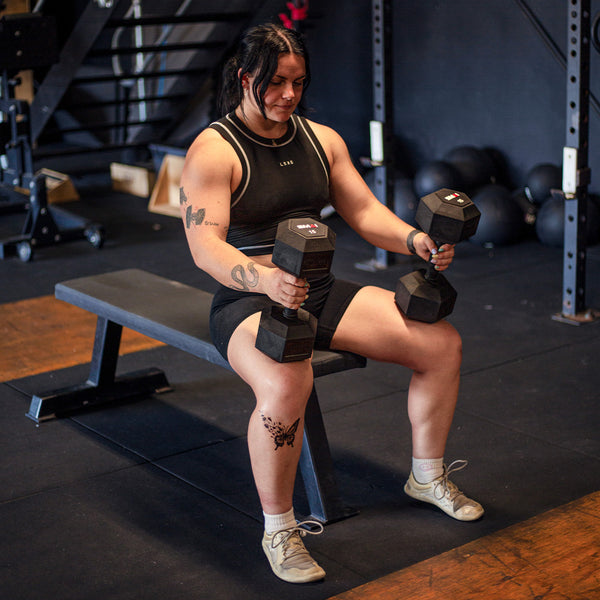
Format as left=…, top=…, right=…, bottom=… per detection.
left=180, top=23, right=483, bottom=584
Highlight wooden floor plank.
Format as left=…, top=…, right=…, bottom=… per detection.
left=0, top=295, right=165, bottom=382
left=328, top=491, right=600, bottom=600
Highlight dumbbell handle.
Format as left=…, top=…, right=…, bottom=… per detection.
left=423, top=240, right=443, bottom=283
left=283, top=306, right=298, bottom=319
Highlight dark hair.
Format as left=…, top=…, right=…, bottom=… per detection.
left=217, top=23, right=311, bottom=117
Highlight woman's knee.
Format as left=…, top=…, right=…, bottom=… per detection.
left=410, top=320, right=462, bottom=373
left=253, top=361, right=314, bottom=417
left=437, top=321, right=462, bottom=370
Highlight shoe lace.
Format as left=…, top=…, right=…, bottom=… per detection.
left=271, top=521, right=324, bottom=558
left=433, top=459, right=468, bottom=502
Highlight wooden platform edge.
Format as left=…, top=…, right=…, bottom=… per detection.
left=0, top=295, right=165, bottom=383
left=327, top=491, right=600, bottom=600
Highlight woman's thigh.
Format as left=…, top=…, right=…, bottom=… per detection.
left=330, top=286, right=461, bottom=371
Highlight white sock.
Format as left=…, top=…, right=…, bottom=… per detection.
left=412, top=457, right=444, bottom=484
left=263, top=508, right=296, bottom=534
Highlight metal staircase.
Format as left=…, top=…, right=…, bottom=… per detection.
left=0, top=0, right=297, bottom=260
left=27, top=0, right=280, bottom=172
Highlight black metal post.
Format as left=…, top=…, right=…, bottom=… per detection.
left=357, top=0, right=395, bottom=271
left=555, top=0, right=598, bottom=324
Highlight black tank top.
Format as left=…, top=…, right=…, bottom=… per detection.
left=209, top=112, right=331, bottom=255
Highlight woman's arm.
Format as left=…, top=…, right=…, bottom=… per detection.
left=180, top=129, right=309, bottom=308
left=310, top=121, right=453, bottom=269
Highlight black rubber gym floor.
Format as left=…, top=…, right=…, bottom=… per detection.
left=1, top=178, right=599, bottom=600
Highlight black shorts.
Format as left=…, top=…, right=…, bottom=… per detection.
left=209, top=273, right=363, bottom=361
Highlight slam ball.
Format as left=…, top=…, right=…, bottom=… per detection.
left=443, top=146, right=496, bottom=192
left=414, top=160, right=463, bottom=198
left=470, top=184, right=525, bottom=247
left=588, top=195, right=600, bottom=245
left=525, top=163, right=561, bottom=205
left=482, top=146, right=510, bottom=187
left=535, top=196, right=563, bottom=247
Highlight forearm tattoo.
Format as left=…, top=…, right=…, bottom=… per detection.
left=230, top=262, right=259, bottom=290
left=261, top=414, right=300, bottom=451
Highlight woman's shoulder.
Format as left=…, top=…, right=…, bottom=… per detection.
left=187, top=126, right=237, bottom=162
left=182, top=127, right=240, bottom=186
left=302, top=117, right=345, bottom=145
left=302, top=116, right=333, bottom=135
left=300, top=117, right=348, bottom=162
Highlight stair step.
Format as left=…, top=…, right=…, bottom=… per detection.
left=105, top=12, right=252, bottom=28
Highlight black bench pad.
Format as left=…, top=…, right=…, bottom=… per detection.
left=54, top=268, right=366, bottom=377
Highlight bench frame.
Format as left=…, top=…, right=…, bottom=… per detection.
left=27, top=269, right=366, bottom=524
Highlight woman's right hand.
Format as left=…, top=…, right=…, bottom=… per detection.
left=263, top=267, right=309, bottom=311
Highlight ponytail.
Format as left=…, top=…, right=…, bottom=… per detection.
left=217, top=55, right=243, bottom=116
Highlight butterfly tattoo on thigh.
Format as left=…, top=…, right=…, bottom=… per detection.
left=261, top=415, right=300, bottom=450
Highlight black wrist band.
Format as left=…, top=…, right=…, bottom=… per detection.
left=406, top=229, right=421, bottom=254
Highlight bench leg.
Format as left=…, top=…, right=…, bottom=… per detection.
left=27, top=317, right=171, bottom=423
left=88, top=317, right=123, bottom=386
left=299, top=385, right=358, bottom=524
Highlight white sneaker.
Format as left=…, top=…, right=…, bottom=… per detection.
left=404, top=460, right=484, bottom=521
left=262, top=521, right=326, bottom=583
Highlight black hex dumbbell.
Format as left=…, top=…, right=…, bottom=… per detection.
left=255, top=218, right=336, bottom=362
left=395, top=188, right=481, bottom=323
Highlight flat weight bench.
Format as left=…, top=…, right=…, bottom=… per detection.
left=27, top=268, right=366, bottom=524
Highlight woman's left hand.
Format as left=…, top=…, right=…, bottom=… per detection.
left=429, top=243, right=455, bottom=272
left=412, top=232, right=455, bottom=272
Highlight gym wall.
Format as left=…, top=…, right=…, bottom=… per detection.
left=305, top=0, right=600, bottom=192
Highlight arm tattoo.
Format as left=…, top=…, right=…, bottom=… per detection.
left=261, top=414, right=300, bottom=450
left=179, top=187, right=188, bottom=206
left=185, top=205, right=206, bottom=229
left=230, top=262, right=259, bottom=290
left=180, top=188, right=222, bottom=229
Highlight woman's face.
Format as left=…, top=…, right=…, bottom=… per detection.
left=243, top=53, right=306, bottom=123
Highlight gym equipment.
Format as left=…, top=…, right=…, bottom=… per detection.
left=395, top=189, right=480, bottom=323
left=555, top=1, right=598, bottom=323
left=482, top=146, right=511, bottom=187
left=414, top=160, right=464, bottom=198
left=356, top=0, right=395, bottom=271
left=255, top=218, right=335, bottom=362
left=525, top=163, right=561, bottom=205
left=535, top=195, right=564, bottom=247
left=512, top=188, right=539, bottom=227
left=0, top=13, right=104, bottom=261
left=443, top=146, right=496, bottom=192
left=470, top=184, right=525, bottom=247
left=588, top=195, right=600, bottom=246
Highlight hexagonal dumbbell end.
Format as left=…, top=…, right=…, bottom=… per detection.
left=416, top=188, right=480, bottom=245
left=256, top=305, right=318, bottom=362
left=395, top=269, right=458, bottom=323
left=272, top=218, right=336, bottom=278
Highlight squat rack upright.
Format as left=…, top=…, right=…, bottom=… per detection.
left=556, top=0, right=598, bottom=323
